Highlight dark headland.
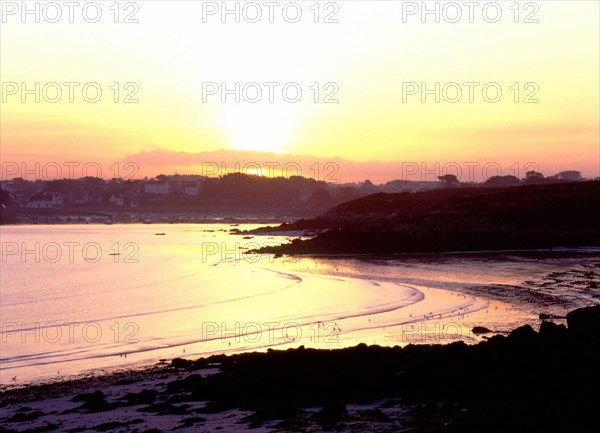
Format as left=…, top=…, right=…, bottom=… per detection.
left=249, top=181, right=600, bottom=255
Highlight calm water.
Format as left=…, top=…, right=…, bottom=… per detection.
left=1, top=224, right=597, bottom=386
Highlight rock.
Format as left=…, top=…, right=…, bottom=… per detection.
left=241, top=404, right=298, bottom=425
left=508, top=325, right=538, bottom=343
left=539, top=321, right=567, bottom=339
left=175, top=419, right=207, bottom=430
left=120, top=389, right=157, bottom=405
left=566, top=306, right=600, bottom=336
left=7, top=410, right=44, bottom=422
left=358, top=408, right=390, bottom=421
left=92, top=419, right=143, bottom=431
left=71, top=390, right=105, bottom=402
left=78, top=398, right=115, bottom=413
left=183, top=374, right=204, bottom=388
left=137, top=403, right=190, bottom=415
left=170, top=358, right=191, bottom=369
left=115, top=378, right=139, bottom=386
left=179, top=416, right=207, bottom=424
left=316, top=401, right=347, bottom=427
left=165, top=379, right=186, bottom=393
left=472, top=326, right=492, bottom=334
left=15, top=406, right=33, bottom=412
left=72, top=390, right=115, bottom=413
left=379, top=399, right=402, bottom=408
left=92, top=421, right=125, bottom=431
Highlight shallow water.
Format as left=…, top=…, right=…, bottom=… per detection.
left=1, top=224, right=598, bottom=386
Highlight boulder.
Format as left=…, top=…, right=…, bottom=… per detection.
left=120, top=389, right=157, bottom=405
left=538, top=321, right=567, bottom=339
left=508, top=325, right=538, bottom=343
left=71, top=390, right=105, bottom=403
left=472, top=326, right=492, bottom=335
left=566, top=306, right=600, bottom=336
left=316, top=401, right=347, bottom=427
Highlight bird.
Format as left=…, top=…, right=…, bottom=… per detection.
left=11, top=376, right=17, bottom=381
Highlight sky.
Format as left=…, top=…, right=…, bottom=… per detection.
left=1, top=0, right=599, bottom=183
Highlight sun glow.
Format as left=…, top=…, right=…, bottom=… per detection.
left=0, top=1, right=598, bottom=178
left=223, top=103, right=297, bottom=154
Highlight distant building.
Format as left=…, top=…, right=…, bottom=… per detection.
left=184, top=181, right=200, bottom=196
left=68, top=191, right=92, bottom=205
left=144, top=181, right=170, bottom=194
left=109, top=194, right=125, bottom=206
left=125, top=181, right=142, bottom=197
left=27, top=193, right=63, bottom=209
left=0, top=181, right=20, bottom=194
left=299, top=187, right=312, bottom=202
left=1, top=180, right=34, bottom=203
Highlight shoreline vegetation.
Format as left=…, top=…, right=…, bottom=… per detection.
left=1, top=174, right=596, bottom=226
left=248, top=181, right=600, bottom=255
left=1, top=305, right=598, bottom=432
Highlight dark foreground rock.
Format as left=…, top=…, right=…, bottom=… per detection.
left=1, top=306, right=598, bottom=433
left=168, top=305, right=600, bottom=433
left=567, top=305, right=600, bottom=337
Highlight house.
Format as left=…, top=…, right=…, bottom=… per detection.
left=144, top=181, right=170, bottom=194
left=109, top=194, right=125, bottom=206
left=184, top=181, right=200, bottom=196
left=299, top=187, right=312, bottom=202
left=27, top=193, right=63, bottom=209
left=0, top=181, right=20, bottom=194
left=68, top=190, right=91, bottom=205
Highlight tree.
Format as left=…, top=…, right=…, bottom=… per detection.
left=0, top=189, right=13, bottom=206
left=438, top=174, right=459, bottom=186
left=484, top=175, right=520, bottom=187
left=553, top=170, right=583, bottom=182
left=335, top=186, right=357, bottom=204
left=359, top=179, right=377, bottom=194
left=308, top=186, right=332, bottom=208
left=523, top=171, right=544, bottom=184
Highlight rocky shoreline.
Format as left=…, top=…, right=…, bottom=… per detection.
left=1, top=305, right=598, bottom=432
left=248, top=182, right=600, bottom=256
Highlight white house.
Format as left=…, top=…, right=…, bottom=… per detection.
left=69, top=191, right=91, bottom=205
left=109, top=194, right=125, bottom=206
left=184, top=181, right=200, bottom=196
left=27, top=193, right=63, bottom=209
left=144, top=182, right=170, bottom=194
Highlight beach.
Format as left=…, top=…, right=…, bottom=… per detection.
left=3, top=225, right=599, bottom=385
left=1, top=224, right=599, bottom=431
left=1, top=303, right=599, bottom=432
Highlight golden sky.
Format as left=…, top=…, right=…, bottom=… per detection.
left=1, top=1, right=599, bottom=182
